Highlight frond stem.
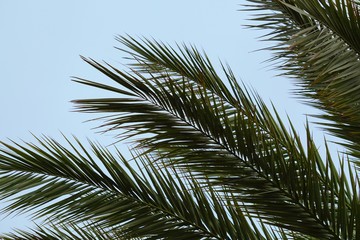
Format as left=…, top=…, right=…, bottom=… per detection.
left=1, top=165, right=222, bottom=239
left=136, top=92, right=340, bottom=239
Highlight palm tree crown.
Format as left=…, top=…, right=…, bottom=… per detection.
left=0, top=1, right=359, bottom=239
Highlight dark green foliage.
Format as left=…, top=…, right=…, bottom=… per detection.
left=245, top=0, right=360, bottom=167
left=1, top=1, right=359, bottom=239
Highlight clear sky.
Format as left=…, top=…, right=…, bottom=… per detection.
left=0, top=0, right=324, bottom=233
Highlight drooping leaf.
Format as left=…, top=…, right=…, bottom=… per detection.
left=74, top=37, right=359, bottom=238
left=244, top=0, right=360, bottom=169
left=0, top=136, right=261, bottom=239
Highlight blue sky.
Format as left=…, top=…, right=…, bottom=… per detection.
left=0, top=0, right=323, bottom=233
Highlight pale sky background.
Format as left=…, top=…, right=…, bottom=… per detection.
left=0, top=0, right=328, bottom=233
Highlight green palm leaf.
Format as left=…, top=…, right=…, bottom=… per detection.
left=1, top=222, right=127, bottom=240
left=0, top=136, right=261, bottom=239
left=73, top=37, right=359, bottom=239
left=244, top=0, right=360, bottom=168
left=1, top=1, right=359, bottom=239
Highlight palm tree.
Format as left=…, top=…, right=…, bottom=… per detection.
left=0, top=0, right=359, bottom=239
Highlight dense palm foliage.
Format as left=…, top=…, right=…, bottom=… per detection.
left=1, top=0, right=360, bottom=239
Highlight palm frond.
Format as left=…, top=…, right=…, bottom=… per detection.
left=73, top=37, right=359, bottom=239
left=1, top=222, right=126, bottom=240
left=244, top=0, right=360, bottom=167
left=0, top=136, right=262, bottom=239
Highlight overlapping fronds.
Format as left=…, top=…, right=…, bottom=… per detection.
left=73, top=37, right=359, bottom=239
left=244, top=0, right=360, bottom=167
left=1, top=1, right=360, bottom=239
left=0, top=136, right=261, bottom=239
